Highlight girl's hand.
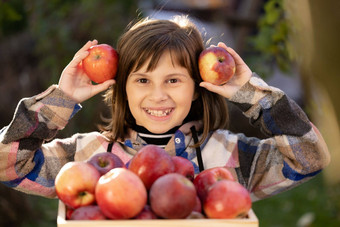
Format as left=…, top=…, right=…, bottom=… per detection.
left=199, top=42, right=252, bottom=99
left=58, top=40, right=115, bottom=103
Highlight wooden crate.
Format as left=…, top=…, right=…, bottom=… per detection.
left=57, top=200, right=259, bottom=227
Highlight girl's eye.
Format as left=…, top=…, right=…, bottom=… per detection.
left=168, top=78, right=178, bottom=83
left=137, top=78, right=148, bottom=83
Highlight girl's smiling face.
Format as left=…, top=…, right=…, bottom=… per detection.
left=126, top=51, right=196, bottom=134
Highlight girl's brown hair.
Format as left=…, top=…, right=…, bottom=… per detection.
left=102, top=16, right=229, bottom=145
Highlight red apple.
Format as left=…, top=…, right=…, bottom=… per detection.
left=193, top=195, right=202, bottom=213
left=172, top=156, right=195, bottom=181
left=193, top=167, right=235, bottom=202
left=95, top=168, right=147, bottom=219
left=66, top=206, right=75, bottom=220
left=128, top=145, right=175, bottom=190
left=134, top=205, right=158, bottom=219
left=149, top=173, right=197, bottom=219
left=82, top=44, right=118, bottom=83
left=55, top=162, right=100, bottom=209
left=87, top=152, right=124, bottom=176
left=70, top=205, right=107, bottom=220
left=186, top=211, right=206, bottom=219
left=198, top=46, right=236, bottom=85
left=203, top=180, right=252, bottom=219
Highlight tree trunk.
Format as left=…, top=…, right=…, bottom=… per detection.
left=284, top=0, right=340, bottom=185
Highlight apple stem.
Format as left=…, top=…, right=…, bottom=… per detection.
left=78, top=191, right=87, bottom=197
left=186, top=174, right=194, bottom=182
left=218, top=57, right=225, bottom=63
left=95, top=54, right=101, bottom=60
left=98, top=157, right=108, bottom=167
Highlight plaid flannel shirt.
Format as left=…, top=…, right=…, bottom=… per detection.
left=0, top=74, right=330, bottom=201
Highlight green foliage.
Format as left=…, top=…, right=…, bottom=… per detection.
left=3, top=0, right=139, bottom=137
left=0, top=0, right=139, bottom=137
left=21, top=196, right=59, bottom=227
left=247, top=0, right=293, bottom=79
left=0, top=0, right=27, bottom=36
left=253, top=174, right=340, bottom=226
left=26, top=0, right=138, bottom=85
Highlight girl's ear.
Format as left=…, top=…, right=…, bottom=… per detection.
left=192, top=91, right=199, bottom=101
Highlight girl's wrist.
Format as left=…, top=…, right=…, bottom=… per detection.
left=226, top=71, right=252, bottom=98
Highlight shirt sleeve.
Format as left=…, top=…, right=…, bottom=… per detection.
left=229, top=73, right=330, bottom=201
left=0, top=85, right=81, bottom=198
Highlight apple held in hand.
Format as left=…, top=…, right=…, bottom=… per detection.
left=82, top=44, right=118, bottom=83
left=203, top=180, right=252, bottom=219
left=87, top=152, right=124, bottom=176
left=95, top=168, right=147, bottom=219
left=194, top=166, right=235, bottom=202
left=150, top=173, right=197, bottom=219
left=128, top=145, right=175, bottom=190
left=198, top=46, right=235, bottom=85
left=55, top=162, right=100, bottom=209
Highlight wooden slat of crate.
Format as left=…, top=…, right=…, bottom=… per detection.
left=57, top=200, right=258, bottom=227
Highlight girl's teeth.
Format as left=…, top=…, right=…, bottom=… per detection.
left=146, top=109, right=172, bottom=117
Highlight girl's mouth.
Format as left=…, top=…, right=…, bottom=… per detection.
left=143, top=108, right=174, bottom=117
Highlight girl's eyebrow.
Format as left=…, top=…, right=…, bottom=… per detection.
left=129, top=72, right=190, bottom=78
left=129, top=72, right=145, bottom=77
left=128, top=72, right=149, bottom=78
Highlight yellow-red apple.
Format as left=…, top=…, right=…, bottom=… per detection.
left=199, top=46, right=235, bottom=85
left=193, top=167, right=235, bottom=202
left=203, top=180, right=252, bottom=219
left=55, top=162, right=100, bottom=209
left=95, top=168, right=147, bottom=219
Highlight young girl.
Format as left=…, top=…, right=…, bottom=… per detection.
left=0, top=16, right=330, bottom=202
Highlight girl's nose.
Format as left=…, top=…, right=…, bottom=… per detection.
left=148, top=85, right=168, bottom=102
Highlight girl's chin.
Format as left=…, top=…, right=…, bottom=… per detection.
left=143, top=122, right=180, bottom=134
left=145, top=126, right=172, bottom=134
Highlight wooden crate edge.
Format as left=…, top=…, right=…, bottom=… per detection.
left=57, top=200, right=259, bottom=227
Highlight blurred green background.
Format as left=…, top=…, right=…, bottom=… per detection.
left=1, top=0, right=339, bottom=226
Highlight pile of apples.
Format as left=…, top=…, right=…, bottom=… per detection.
left=55, top=145, right=252, bottom=220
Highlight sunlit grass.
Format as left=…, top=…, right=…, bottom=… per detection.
left=253, top=173, right=340, bottom=227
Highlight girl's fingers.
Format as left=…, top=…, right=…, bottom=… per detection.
left=82, top=39, right=97, bottom=51
left=71, top=39, right=98, bottom=69
left=91, top=79, right=116, bottom=96
left=217, top=43, right=245, bottom=66
left=199, top=81, right=225, bottom=96
left=74, top=41, right=91, bottom=56
left=200, top=81, right=240, bottom=99
left=74, top=39, right=98, bottom=58
left=69, top=51, right=89, bottom=69
left=217, top=42, right=228, bottom=49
